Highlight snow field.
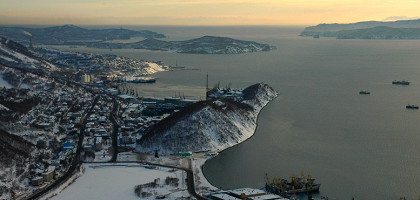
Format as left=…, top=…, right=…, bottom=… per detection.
left=50, top=163, right=189, bottom=200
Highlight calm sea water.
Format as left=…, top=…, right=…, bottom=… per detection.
left=61, top=26, right=420, bottom=199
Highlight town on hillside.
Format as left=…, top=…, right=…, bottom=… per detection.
left=0, top=37, right=286, bottom=200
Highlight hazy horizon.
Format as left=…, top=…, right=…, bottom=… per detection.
left=0, top=19, right=418, bottom=29
left=1, top=0, right=419, bottom=26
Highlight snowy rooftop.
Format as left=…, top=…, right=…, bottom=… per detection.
left=249, top=194, right=288, bottom=200
left=229, top=188, right=266, bottom=196
left=211, top=193, right=241, bottom=200
left=209, top=189, right=286, bottom=200
left=118, top=94, right=135, bottom=100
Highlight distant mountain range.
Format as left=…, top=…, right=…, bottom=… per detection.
left=0, top=25, right=166, bottom=45
left=89, top=36, right=274, bottom=54
left=0, top=25, right=274, bottom=54
left=300, top=19, right=420, bottom=39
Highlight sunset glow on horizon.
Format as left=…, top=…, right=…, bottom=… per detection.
left=1, top=0, right=420, bottom=26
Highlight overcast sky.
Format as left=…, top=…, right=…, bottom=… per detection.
left=0, top=0, right=419, bottom=26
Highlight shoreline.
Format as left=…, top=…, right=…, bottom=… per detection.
left=195, top=93, right=279, bottom=194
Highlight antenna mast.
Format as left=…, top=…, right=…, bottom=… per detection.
left=206, top=72, right=209, bottom=100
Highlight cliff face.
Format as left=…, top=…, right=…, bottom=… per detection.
left=137, top=83, right=277, bottom=155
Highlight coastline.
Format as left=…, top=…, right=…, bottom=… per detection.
left=195, top=92, right=279, bottom=194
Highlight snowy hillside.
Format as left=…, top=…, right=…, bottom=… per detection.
left=137, top=83, right=277, bottom=154
left=0, top=36, right=58, bottom=71
left=0, top=25, right=165, bottom=45
left=142, top=62, right=168, bottom=75
left=89, top=36, right=274, bottom=54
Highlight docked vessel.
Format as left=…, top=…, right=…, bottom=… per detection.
left=170, top=61, right=186, bottom=69
left=406, top=105, right=419, bottom=109
left=359, top=90, right=370, bottom=95
left=125, top=76, right=156, bottom=83
left=265, top=173, right=320, bottom=197
left=392, top=80, right=410, bottom=85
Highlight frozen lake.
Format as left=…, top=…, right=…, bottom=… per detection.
left=50, top=164, right=187, bottom=200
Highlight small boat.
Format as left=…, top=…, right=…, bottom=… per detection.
left=171, top=61, right=186, bottom=69
left=392, top=80, right=410, bottom=85
left=406, top=105, right=419, bottom=109
left=359, top=91, right=370, bottom=95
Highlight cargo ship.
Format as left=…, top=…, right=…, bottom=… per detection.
left=265, top=173, right=320, bottom=197
left=359, top=90, right=370, bottom=95
left=406, top=105, right=419, bottom=109
left=392, top=80, right=410, bottom=85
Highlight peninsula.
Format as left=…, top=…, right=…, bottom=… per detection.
left=88, top=36, right=275, bottom=54
left=0, top=25, right=165, bottom=45
left=300, top=19, right=420, bottom=39
left=137, top=83, right=277, bottom=154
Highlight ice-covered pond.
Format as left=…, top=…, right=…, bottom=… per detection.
left=49, top=163, right=188, bottom=200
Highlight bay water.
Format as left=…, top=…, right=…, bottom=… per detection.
left=60, top=26, right=420, bottom=199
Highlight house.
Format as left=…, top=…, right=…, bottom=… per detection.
left=179, top=152, right=192, bottom=157
left=31, top=177, right=44, bottom=186
left=83, top=144, right=94, bottom=152
left=63, top=140, right=74, bottom=152
left=94, top=136, right=103, bottom=150
left=120, top=132, right=132, bottom=144
left=42, top=166, right=56, bottom=182
left=37, top=122, right=53, bottom=131
left=50, top=159, right=60, bottom=168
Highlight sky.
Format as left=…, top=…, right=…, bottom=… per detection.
left=0, top=0, right=420, bottom=26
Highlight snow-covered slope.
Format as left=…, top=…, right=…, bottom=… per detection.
left=142, top=62, right=168, bottom=75
left=137, top=83, right=277, bottom=155
left=0, top=36, right=58, bottom=71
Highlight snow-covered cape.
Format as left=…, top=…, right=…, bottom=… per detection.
left=137, top=83, right=277, bottom=155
